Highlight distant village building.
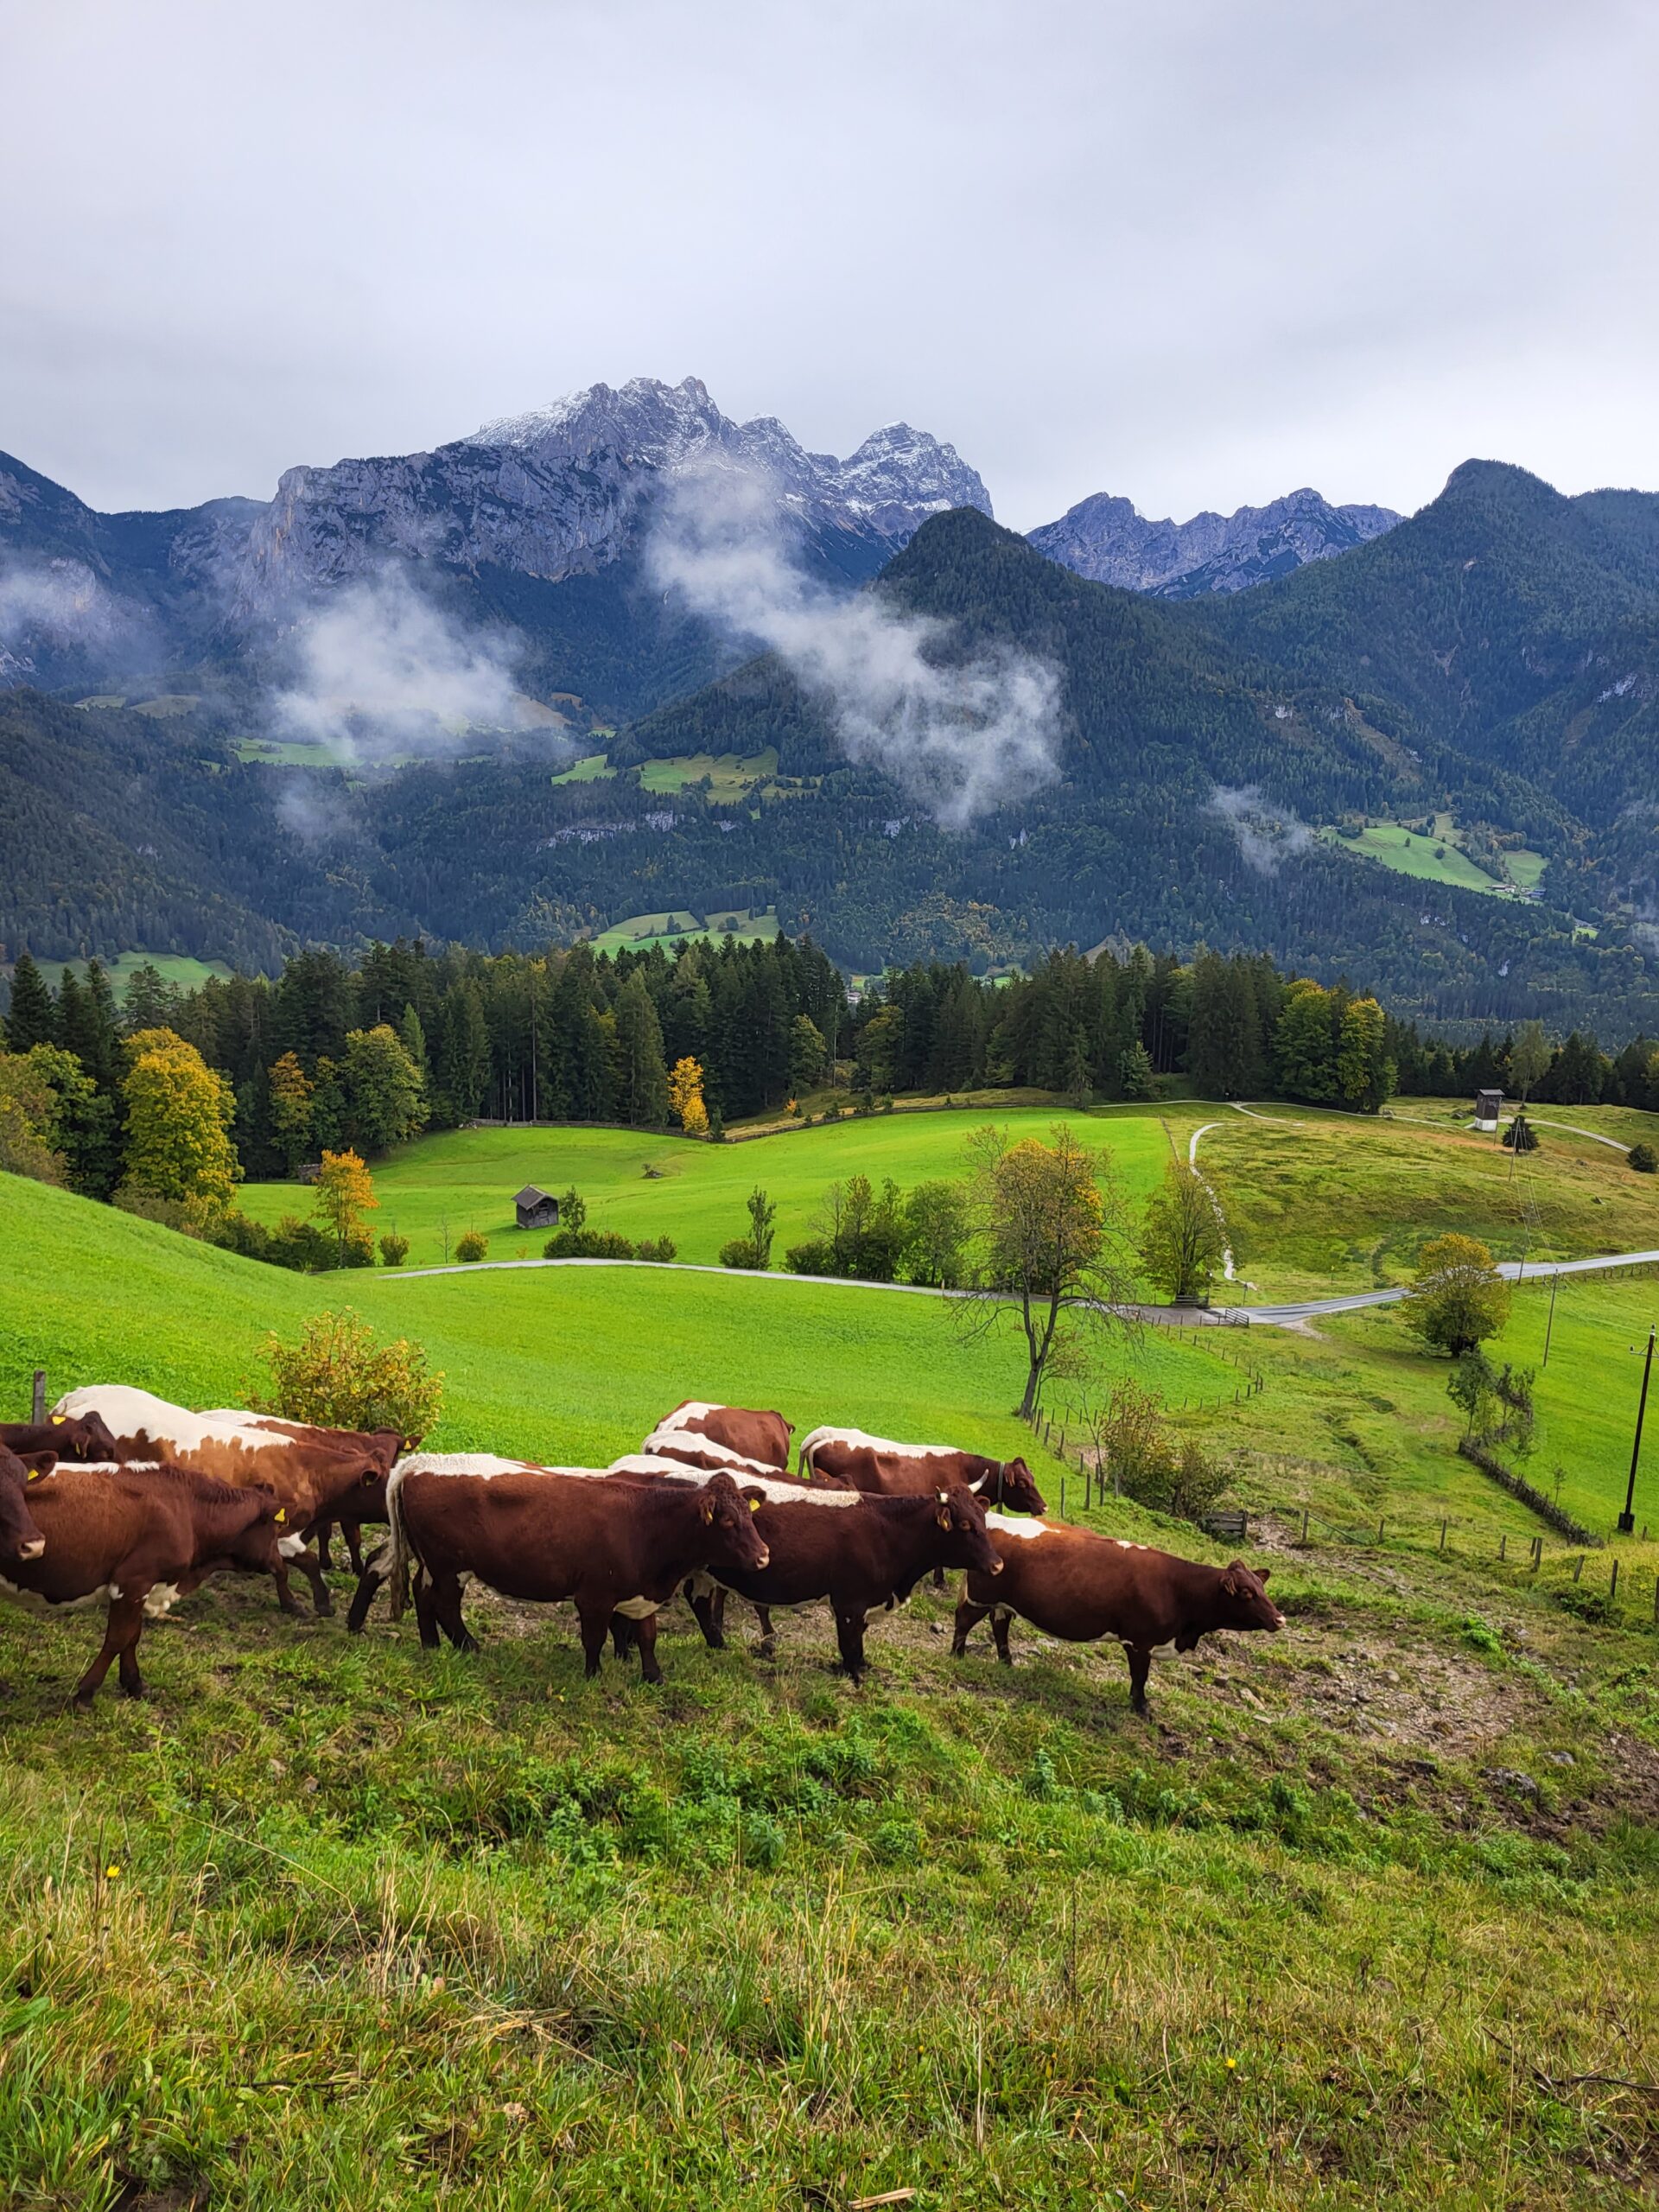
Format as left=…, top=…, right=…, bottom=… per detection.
left=514, top=1185, right=561, bottom=1231
left=1474, top=1089, right=1503, bottom=1133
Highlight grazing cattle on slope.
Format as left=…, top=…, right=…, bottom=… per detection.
left=689, top=1484, right=1004, bottom=1680
left=952, top=1517, right=1284, bottom=1713
left=0, top=1463, right=283, bottom=1706
left=652, top=1402, right=793, bottom=1470
left=797, top=1427, right=1046, bottom=1514
left=1, top=1411, right=119, bottom=1464
left=385, top=1464, right=770, bottom=1681
left=0, top=1446, right=48, bottom=1567
left=52, top=1386, right=394, bottom=1616
left=199, top=1410, right=403, bottom=1576
left=345, top=1453, right=539, bottom=1629
left=637, top=1427, right=825, bottom=1484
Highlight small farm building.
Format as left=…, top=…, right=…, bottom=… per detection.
left=514, top=1185, right=561, bottom=1231
left=1474, top=1089, right=1503, bottom=1132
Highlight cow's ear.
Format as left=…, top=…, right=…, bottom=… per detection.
left=1255, top=1567, right=1270, bottom=1585
left=1219, top=1571, right=1238, bottom=1595
left=699, top=1496, right=715, bottom=1523
left=936, top=1488, right=952, bottom=1529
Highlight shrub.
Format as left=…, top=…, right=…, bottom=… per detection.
left=720, top=1236, right=764, bottom=1269
left=267, top=1213, right=339, bottom=1273
left=112, top=1182, right=201, bottom=1236
left=249, top=1308, right=443, bottom=1442
left=205, top=1209, right=274, bottom=1261
left=1503, top=1114, right=1539, bottom=1153
left=543, top=1227, right=635, bottom=1260
left=785, top=1237, right=837, bottom=1275
left=635, top=1236, right=677, bottom=1263
left=379, top=1232, right=410, bottom=1268
left=454, top=1230, right=489, bottom=1263
left=340, top=1229, right=377, bottom=1268
left=1631, top=1142, right=1658, bottom=1174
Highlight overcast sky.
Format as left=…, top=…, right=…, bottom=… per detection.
left=3, top=0, right=1655, bottom=531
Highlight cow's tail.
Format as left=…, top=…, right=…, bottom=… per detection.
left=797, top=1438, right=814, bottom=1480
left=385, top=1459, right=417, bottom=1621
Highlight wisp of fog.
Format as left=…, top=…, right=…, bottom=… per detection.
left=647, top=465, right=1061, bottom=828
left=272, top=567, right=530, bottom=760
left=1208, top=783, right=1313, bottom=874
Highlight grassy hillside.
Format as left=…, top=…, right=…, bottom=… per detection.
left=238, top=1104, right=1193, bottom=1274
left=5, top=1174, right=1659, bottom=2202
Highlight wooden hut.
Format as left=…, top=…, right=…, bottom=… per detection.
left=514, top=1185, right=561, bottom=1231
left=1474, top=1089, right=1503, bottom=1133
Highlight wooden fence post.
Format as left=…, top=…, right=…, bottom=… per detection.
left=1377, top=1518, right=1385, bottom=1545
left=1611, top=1558, right=1620, bottom=1603
left=1440, top=1518, right=1448, bottom=1554
left=1300, top=1508, right=1309, bottom=1542
left=1499, top=1534, right=1507, bottom=1560
left=31, top=1369, right=45, bottom=1424
left=1573, top=1554, right=1585, bottom=1582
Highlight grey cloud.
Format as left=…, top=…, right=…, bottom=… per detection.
left=1207, top=785, right=1313, bottom=875
left=648, top=464, right=1061, bottom=826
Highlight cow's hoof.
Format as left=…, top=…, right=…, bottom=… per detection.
left=312, top=1594, right=336, bottom=1619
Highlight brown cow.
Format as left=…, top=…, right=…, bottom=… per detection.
left=650, top=1402, right=792, bottom=1470
left=687, top=1484, right=1004, bottom=1680
left=1, top=1411, right=118, bottom=1463
left=386, top=1464, right=771, bottom=1681
left=199, top=1410, right=403, bottom=1576
left=952, top=1516, right=1284, bottom=1713
left=798, top=1425, right=1046, bottom=1514
left=0, top=1463, right=284, bottom=1706
left=52, top=1387, right=393, bottom=1616
left=0, top=1446, right=48, bottom=1567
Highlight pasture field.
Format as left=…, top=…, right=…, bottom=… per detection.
left=1320, top=817, right=1547, bottom=898
left=33, top=951, right=235, bottom=999
left=5, top=1173, right=1659, bottom=2203
left=238, top=1103, right=1196, bottom=1273
left=549, top=752, right=617, bottom=785
left=588, top=906, right=780, bottom=957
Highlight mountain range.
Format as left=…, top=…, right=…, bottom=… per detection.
left=3, top=378, right=1659, bottom=1038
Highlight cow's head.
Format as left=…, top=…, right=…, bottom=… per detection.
left=0, top=1446, right=48, bottom=1565
left=1217, top=1561, right=1283, bottom=1634
left=698, top=1471, right=770, bottom=1574
left=933, top=1485, right=1002, bottom=1576
left=60, top=1409, right=118, bottom=1462
left=993, top=1457, right=1046, bottom=1516
left=224, top=1488, right=285, bottom=1577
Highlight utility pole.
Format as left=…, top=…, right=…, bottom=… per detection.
left=1542, top=1268, right=1559, bottom=1368
left=1621, top=1324, right=1656, bottom=1535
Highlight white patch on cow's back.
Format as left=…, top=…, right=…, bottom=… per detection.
left=799, top=1425, right=962, bottom=1464
left=609, top=1455, right=860, bottom=1508
left=639, top=1427, right=774, bottom=1476
left=0, top=1574, right=111, bottom=1613
left=1110, top=1539, right=1149, bottom=1550
left=656, top=1402, right=721, bottom=1430
left=54, top=1387, right=270, bottom=1457
left=986, top=1513, right=1047, bottom=1541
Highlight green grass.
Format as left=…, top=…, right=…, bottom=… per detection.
left=587, top=908, right=780, bottom=956
left=638, top=747, right=779, bottom=802
left=240, top=1105, right=1191, bottom=1272
left=1503, top=845, right=1548, bottom=891
left=549, top=752, right=616, bottom=785
left=34, top=951, right=235, bottom=999
left=1323, top=820, right=1502, bottom=892
left=7, top=1172, right=1659, bottom=2202
left=231, top=734, right=357, bottom=767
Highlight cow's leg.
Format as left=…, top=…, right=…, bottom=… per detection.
left=346, top=1559, right=385, bottom=1634
left=712, top=1587, right=728, bottom=1637
left=751, top=1603, right=777, bottom=1655
left=833, top=1607, right=868, bottom=1682
left=73, top=1594, right=145, bottom=1709
left=431, top=1572, right=477, bottom=1653
left=412, top=1570, right=442, bottom=1650
left=577, top=1605, right=610, bottom=1679
left=1125, top=1644, right=1153, bottom=1716
left=611, top=1614, right=637, bottom=1661
left=632, top=1611, right=663, bottom=1684
left=951, top=1594, right=992, bottom=1657
left=313, top=1520, right=335, bottom=1573
left=293, top=1545, right=334, bottom=1618
left=991, top=1607, right=1014, bottom=1666
left=931, top=1566, right=947, bottom=1592
left=341, top=1522, right=367, bottom=1578
left=271, top=1554, right=305, bottom=1615
left=684, top=1583, right=725, bottom=1649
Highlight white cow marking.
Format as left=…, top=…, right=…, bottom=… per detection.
left=609, top=1456, right=860, bottom=1508
left=986, top=1513, right=1046, bottom=1541
left=799, top=1425, right=962, bottom=1463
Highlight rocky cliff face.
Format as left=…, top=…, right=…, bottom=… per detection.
left=1028, top=486, right=1400, bottom=596
left=233, top=377, right=992, bottom=615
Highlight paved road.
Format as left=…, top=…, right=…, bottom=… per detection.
left=1217, top=1249, right=1659, bottom=1326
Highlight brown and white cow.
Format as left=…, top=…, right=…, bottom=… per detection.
left=199, top=1410, right=404, bottom=1576
left=0, top=1463, right=283, bottom=1706
left=797, top=1426, right=1046, bottom=1515
left=0, top=1446, right=48, bottom=1568
left=385, top=1461, right=770, bottom=1681
left=688, top=1483, right=1004, bottom=1681
left=952, top=1516, right=1284, bottom=1713
left=52, top=1387, right=394, bottom=1616
left=651, top=1402, right=793, bottom=1470
left=0, top=1411, right=118, bottom=1464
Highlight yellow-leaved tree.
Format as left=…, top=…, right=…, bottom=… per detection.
left=120, top=1027, right=239, bottom=1218
left=668, top=1056, right=709, bottom=1137
left=313, top=1147, right=378, bottom=1263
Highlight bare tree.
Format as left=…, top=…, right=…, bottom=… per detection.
left=954, top=1122, right=1138, bottom=1420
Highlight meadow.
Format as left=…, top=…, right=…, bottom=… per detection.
left=33, top=952, right=234, bottom=1000
left=1319, top=817, right=1545, bottom=898
left=5, top=1168, right=1659, bottom=2203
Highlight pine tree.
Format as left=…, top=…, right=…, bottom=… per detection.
left=6, top=951, right=56, bottom=1052
left=613, top=970, right=670, bottom=1128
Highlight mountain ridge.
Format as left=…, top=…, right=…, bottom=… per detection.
left=1027, top=485, right=1401, bottom=595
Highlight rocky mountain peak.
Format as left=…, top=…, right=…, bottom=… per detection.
left=1028, top=485, right=1401, bottom=597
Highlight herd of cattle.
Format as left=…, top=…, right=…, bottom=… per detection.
left=0, top=1389, right=1284, bottom=1713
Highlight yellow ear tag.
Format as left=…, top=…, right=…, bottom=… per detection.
left=748, top=1498, right=760, bottom=1513
left=27, top=1469, right=41, bottom=1480
left=50, top=1414, right=66, bottom=1426
left=274, top=1509, right=286, bottom=1524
